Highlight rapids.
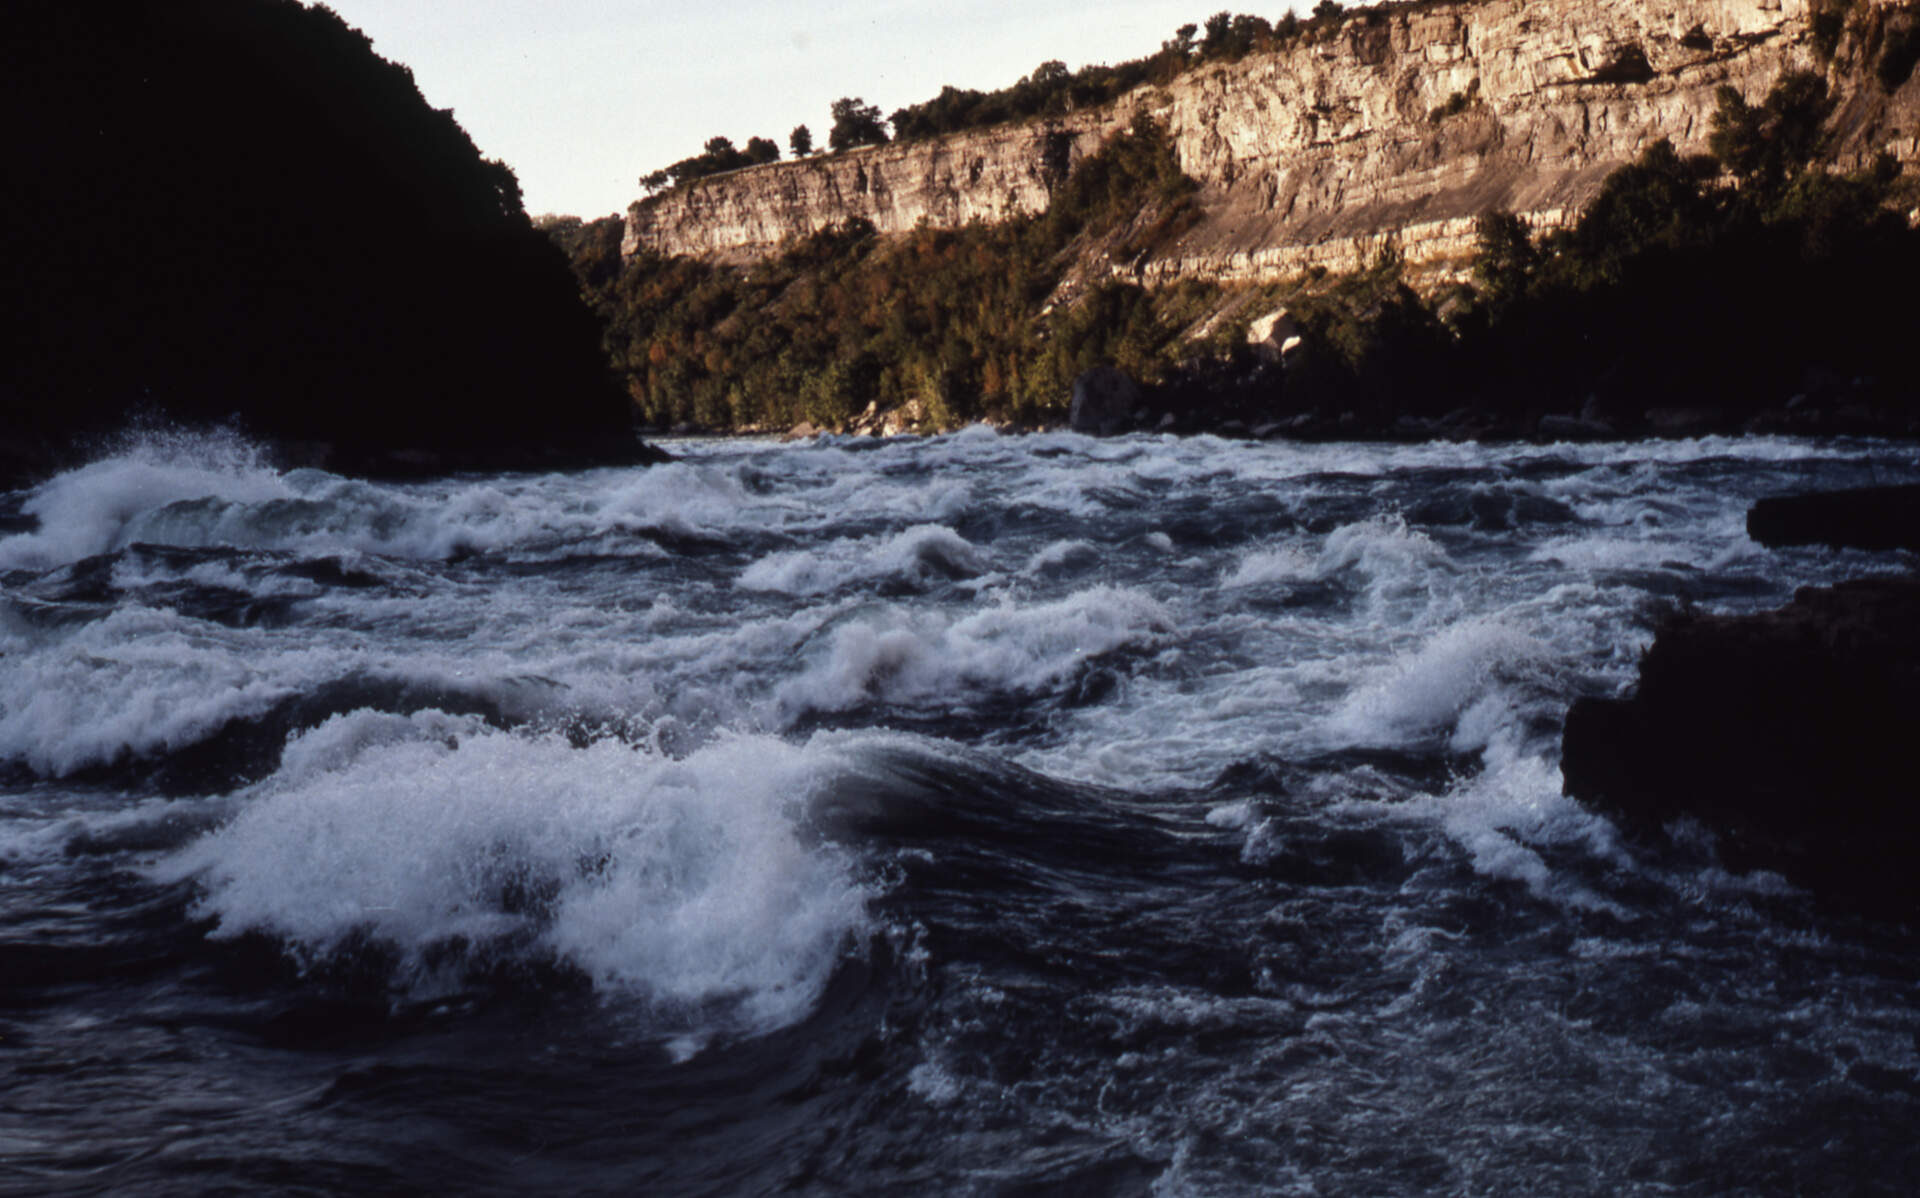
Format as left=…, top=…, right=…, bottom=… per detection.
left=2, top=427, right=1916, bottom=1194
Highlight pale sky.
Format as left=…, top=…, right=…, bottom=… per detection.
left=323, top=1, right=1306, bottom=218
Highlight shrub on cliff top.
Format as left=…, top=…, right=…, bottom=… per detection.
left=829, top=98, right=890, bottom=151
left=645, top=133, right=787, bottom=191
left=888, top=11, right=1314, bottom=145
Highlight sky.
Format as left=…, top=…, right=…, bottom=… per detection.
left=324, top=1, right=1305, bottom=219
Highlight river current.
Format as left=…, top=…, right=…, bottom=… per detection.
left=2, top=427, right=1917, bottom=1194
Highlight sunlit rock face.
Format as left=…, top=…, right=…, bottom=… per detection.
left=623, top=113, right=1126, bottom=262
left=627, top=0, right=1920, bottom=282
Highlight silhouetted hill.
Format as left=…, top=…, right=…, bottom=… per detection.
left=3, top=0, right=652, bottom=480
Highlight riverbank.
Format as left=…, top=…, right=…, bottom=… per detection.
left=638, top=371, right=1920, bottom=446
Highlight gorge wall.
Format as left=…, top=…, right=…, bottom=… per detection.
left=625, top=0, right=1920, bottom=286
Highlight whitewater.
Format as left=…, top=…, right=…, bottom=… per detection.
left=2, top=426, right=1917, bottom=1194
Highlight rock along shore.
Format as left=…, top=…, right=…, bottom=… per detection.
left=1562, top=567, right=1920, bottom=910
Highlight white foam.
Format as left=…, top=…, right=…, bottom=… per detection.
left=156, top=719, right=872, bottom=1032
left=775, top=586, right=1173, bottom=716
left=1219, top=516, right=1460, bottom=625
left=1329, top=618, right=1557, bottom=755
left=906, top=1060, right=964, bottom=1105
left=1024, top=539, right=1101, bottom=576
left=272, top=708, right=485, bottom=785
left=1205, top=800, right=1258, bottom=829
left=1396, top=752, right=1629, bottom=911
left=0, top=606, right=303, bottom=776
left=0, top=596, right=581, bottom=778
left=0, top=428, right=635, bottom=567
left=1318, top=513, right=1453, bottom=588
left=0, top=430, right=289, bottom=571
left=1222, top=543, right=1315, bottom=588
left=595, top=460, right=782, bottom=538
left=738, top=525, right=988, bottom=596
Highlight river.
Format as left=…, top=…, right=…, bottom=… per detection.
left=2, top=426, right=1917, bottom=1194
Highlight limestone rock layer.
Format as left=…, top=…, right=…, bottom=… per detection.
left=626, top=0, right=1920, bottom=282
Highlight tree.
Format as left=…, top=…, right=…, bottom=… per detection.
left=829, top=97, right=889, bottom=151
left=650, top=135, right=764, bottom=188
left=1557, top=139, right=1719, bottom=285
left=1708, top=71, right=1834, bottom=192
left=1707, top=84, right=1763, bottom=178
left=1203, top=11, right=1233, bottom=52
left=1470, top=211, right=1538, bottom=316
left=1200, top=12, right=1271, bottom=60
left=1028, top=59, right=1069, bottom=88
left=789, top=124, right=813, bottom=157
left=1313, top=0, right=1343, bottom=20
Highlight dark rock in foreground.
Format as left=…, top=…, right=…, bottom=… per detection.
left=1562, top=578, right=1920, bottom=908
left=1747, top=484, right=1920, bottom=553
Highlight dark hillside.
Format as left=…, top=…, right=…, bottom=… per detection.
left=3, top=0, right=651, bottom=480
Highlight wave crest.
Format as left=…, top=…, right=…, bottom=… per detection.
left=156, top=718, right=872, bottom=1033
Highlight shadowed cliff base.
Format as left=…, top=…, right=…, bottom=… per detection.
left=2, top=0, right=660, bottom=488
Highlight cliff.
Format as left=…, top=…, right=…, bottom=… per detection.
left=624, top=113, right=1127, bottom=262
left=626, top=0, right=1920, bottom=284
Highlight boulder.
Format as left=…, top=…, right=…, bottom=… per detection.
left=1068, top=366, right=1142, bottom=436
left=1747, top=484, right=1920, bottom=553
left=881, top=399, right=927, bottom=436
left=1562, top=578, right=1920, bottom=907
left=1246, top=308, right=1304, bottom=365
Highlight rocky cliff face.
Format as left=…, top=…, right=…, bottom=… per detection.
left=626, top=0, right=1920, bottom=283
left=623, top=113, right=1127, bottom=262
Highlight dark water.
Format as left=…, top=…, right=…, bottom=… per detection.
left=2, top=428, right=1917, bottom=1195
